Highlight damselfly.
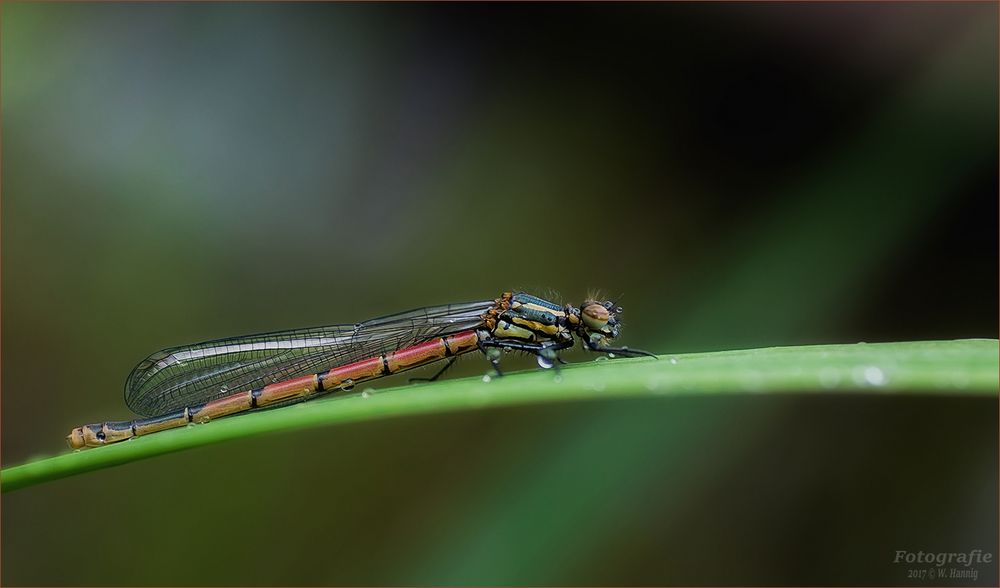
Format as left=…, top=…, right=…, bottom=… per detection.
left=68, top=291, right=654, bottom=449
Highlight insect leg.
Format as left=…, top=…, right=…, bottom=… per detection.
left=480, top=338, right=575, bottom=372
left=583, top=341, right=658, bottom=358
left=409, top=357, right=458, bottom=383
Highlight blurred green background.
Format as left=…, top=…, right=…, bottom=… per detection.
left=2, top=2, right=997, bottom=585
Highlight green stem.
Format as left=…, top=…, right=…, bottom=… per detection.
left=2, top=339, right=996, bottom=493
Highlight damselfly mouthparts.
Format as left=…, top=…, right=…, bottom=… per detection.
left=68, top=291, right=654, bottom=449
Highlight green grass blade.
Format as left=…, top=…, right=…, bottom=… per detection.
left=2, top=339, right=996, bottom=493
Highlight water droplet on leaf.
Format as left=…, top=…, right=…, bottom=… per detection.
left=863, top=366, right=886, bottom=386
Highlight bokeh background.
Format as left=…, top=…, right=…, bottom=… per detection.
left=2, top=2, right=997, bottom=586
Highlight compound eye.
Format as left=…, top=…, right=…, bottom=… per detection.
left=581, top=303, right=610, bottom=330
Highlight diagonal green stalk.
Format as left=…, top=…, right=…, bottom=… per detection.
left=2, top=339, right=996, bottom=493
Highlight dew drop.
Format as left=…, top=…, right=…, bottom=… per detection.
left=863, top=366, right=886, bottom=386
left=482, top=374, right=492, bottom=383
left=341, top=378, right=355, bottom=392
left=553, top=374, right=563, bottom=384
left=669, top=357, right=678, bottom=365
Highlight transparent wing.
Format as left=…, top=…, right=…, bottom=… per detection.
left=125, top=300, right=495, bottom=416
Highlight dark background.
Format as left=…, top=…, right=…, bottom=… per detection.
left=2, top=3, right=997, bottom=585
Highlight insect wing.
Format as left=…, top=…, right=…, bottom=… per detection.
left=125, top=300, right=494, bottom=416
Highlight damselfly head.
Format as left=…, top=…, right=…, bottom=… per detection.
left=578, top=300, right=623, bottom=340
